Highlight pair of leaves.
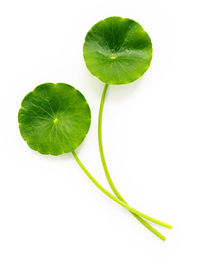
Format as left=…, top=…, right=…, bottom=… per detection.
left=18, top=17, right=152, bottom=155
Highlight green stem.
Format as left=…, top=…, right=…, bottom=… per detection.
left=98, top=83, right=172, bottom=239
left=72, top=151, right=172, bottom=231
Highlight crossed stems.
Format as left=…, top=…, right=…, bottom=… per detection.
left=72, top=84, right=172, bottom=241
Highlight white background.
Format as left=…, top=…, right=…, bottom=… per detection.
left=0, top=0, right=200, bottom=266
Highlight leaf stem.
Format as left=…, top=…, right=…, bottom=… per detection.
left=98, top=83, right=172, bottom=239
left=72, top=151, right=172, bottom=232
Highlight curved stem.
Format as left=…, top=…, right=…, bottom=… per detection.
left=72, top=151, right=172, bottom=231
left=98, top=84, right=172, bottom=238
left=98, top=84, right=124, bottom=198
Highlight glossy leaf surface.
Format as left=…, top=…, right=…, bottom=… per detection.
left=18, top=83, right=91, bottom=155
left=83, top=16, right=152, bottom=84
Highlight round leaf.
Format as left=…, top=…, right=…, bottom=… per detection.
left=18, top=83, right=91, bottom=155
left=83, top=16, right=152, bottom=85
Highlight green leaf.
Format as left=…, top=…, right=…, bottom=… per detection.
left=18, top=83, right=91, bottom=155
left=83, top=16, right=152, bottom=85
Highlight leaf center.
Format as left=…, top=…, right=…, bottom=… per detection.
left=110, top=55, right=117, bottom=60
left=53, top=117, right=59, bottom=124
